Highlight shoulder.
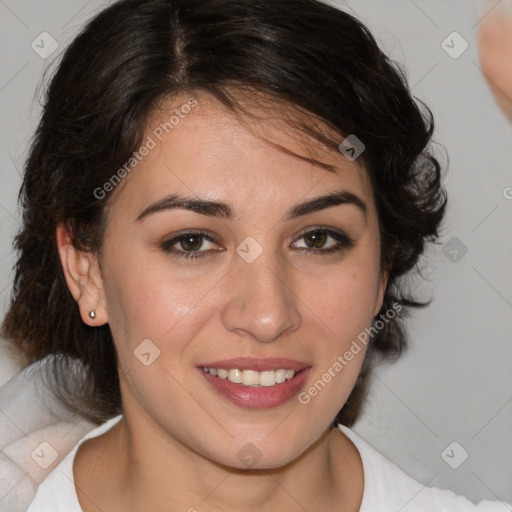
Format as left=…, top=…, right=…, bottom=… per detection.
left=0, top=356, right=97, bottom=511
left=337, top=424, right=509, bottom=512
left=25, top=415, right=122, bottom=512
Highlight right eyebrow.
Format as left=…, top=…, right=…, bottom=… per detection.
left=135, top=194, right=233, bottom=222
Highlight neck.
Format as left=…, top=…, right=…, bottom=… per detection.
left=75, top=411, right=363, bottom=512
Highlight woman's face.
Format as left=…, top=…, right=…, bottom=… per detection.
left=95, top=94, right=386, bottom=468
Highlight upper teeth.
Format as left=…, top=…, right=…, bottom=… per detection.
left=203, top=368, right=296, bottom=387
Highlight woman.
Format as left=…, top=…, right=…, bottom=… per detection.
left=1, top=0, right=508, bottom=510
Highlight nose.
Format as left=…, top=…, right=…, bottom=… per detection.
left=220, top=249, right=302, bottom=343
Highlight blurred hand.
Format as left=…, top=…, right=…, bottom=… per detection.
left=478, top=1, right=512, bottom=120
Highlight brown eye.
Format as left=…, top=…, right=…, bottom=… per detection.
left=303, top=231, right=328, bottom=249
left=179, top=234, right=205, bottom=252
left=292, top=228, right=355, bottom=254
left=161, top=231, right=219, bottom=260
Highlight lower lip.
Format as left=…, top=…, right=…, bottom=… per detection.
left=198, top=368, right=312, bottom=409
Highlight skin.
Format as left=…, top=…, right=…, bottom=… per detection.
left=478, top=2, right=512, bottom=120
left=56, top=93, right=387, bottom=512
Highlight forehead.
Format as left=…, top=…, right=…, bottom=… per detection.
left=107, top=93, right=374, bottom=219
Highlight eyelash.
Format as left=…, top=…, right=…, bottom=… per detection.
left=161, top=228, right=355, bottom=260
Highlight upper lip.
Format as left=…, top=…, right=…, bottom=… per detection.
left=198, top=357, right=311, bottom=372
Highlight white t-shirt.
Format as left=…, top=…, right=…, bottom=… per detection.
left=25, top=416, right=509, bottom=512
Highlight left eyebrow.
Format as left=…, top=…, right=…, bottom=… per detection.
left=283, top=190, right=367, bottom=221
left=135, top=190, right=367, bottom=222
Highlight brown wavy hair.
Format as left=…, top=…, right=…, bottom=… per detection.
left=2, top=0, right=446, bottom=426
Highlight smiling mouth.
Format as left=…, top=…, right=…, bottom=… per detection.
left=201, top=367, right=301, bottom=387
left=198, top=360, right=312, bottom=409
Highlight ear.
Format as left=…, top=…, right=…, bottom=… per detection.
left=56, top=222, right=108, bottom=326
left=373, top=268, right=389, bottom=317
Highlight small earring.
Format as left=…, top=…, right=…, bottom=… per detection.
left=89, top=310, right=96, bottom=319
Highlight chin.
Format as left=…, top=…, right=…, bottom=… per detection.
left=206, top=429, right=318, bottom=472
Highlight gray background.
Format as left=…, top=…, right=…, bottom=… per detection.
left=0, top=0, right=511, bottom=506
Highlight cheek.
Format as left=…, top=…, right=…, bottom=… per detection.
left=294, top=262, right=379, bottom=421
left=311, top=256, right=383, bottom=336
left=101, top=246, right=226, bottom=361
left=102, top=259, right=219, bottom=415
